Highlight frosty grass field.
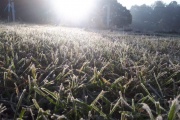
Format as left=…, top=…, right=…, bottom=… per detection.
left=0, top=24, right=180, bottom=119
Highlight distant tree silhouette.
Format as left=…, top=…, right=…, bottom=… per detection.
left=130, top=4, right=153, bottom=31
left=90, top=0, right=132, bottom=28
left=0, top=0, right=8, bottom=20
left=15, top=0, right=50, bottom=23
left=130, top=0, right=180, bottom=32
left=110, top=0, right=132, bottom=27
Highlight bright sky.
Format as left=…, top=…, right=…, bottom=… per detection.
left=118, top=0, right=180, bottom=9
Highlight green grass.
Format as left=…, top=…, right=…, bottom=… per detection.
left=0, top=24, right=180, bottom=120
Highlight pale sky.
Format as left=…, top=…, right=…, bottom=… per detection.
left=118, top=0, right=180, bottom=9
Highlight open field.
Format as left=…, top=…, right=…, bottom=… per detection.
left=0, top=24, right=180, bottom=120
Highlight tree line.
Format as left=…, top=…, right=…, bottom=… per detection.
left=0, top=0, right=131, bottom=28
left=130, top=1, right=180, bottom=33
left=1, top=0, right=180, bottom=32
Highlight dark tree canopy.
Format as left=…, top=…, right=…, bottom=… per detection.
left=130, top=0, right=180, bottom=32
left=110, top=0, right=132, bottom=27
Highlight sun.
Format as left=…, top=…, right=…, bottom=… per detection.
left=51, top=0, right=95, bottom=23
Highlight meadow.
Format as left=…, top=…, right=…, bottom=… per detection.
left=0, top=24, right=180, bottom=120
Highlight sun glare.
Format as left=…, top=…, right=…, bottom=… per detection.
left=52, top=0, right=95, bottom=23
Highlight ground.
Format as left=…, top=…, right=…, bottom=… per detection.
left=0, top=24, right=180, bottom=120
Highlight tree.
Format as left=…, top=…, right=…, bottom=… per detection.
left=0, top=0, right=8, bottom=20
left=110, top=1, right=132, bottom=27
left=131, top=4, right=153, bottom=31
left=15, top=0, right=50, bottom=23
left=169, top=1, right=178, bottom=7
left=130, top=0, right=180, bottom=32
left=166, top=1, right=180, bottom=31
left=90, top=0, right=132, bottom=28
